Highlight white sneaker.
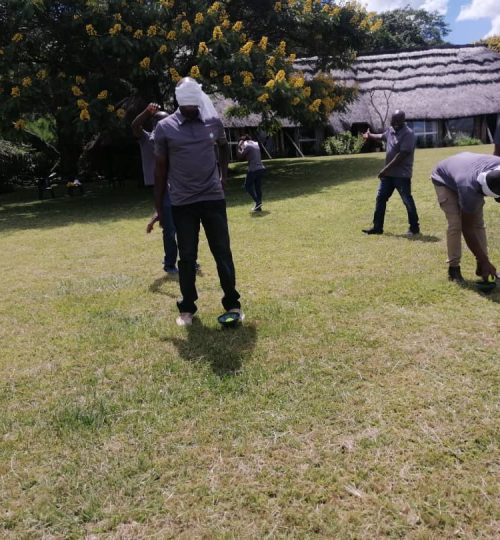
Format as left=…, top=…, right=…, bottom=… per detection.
left=176, top=313, right=194, bottom=326
left=228, top=308, right=245, bottom=322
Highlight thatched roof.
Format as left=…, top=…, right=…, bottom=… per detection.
left=297, top=45, right=500, bottom=131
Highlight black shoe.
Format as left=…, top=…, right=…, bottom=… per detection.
left=362, top=228, right=383, bottom=235
left=404, top=229, right=420, bottom=237
left=448, top=266, right=465, bottom=283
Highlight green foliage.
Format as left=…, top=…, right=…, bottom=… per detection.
left=367, top=6, right=450, bottom=53
left=443, top=132, right=482, bottom=147
left=323, top=131, right=364, bottom=155
left=478, top=35, right=500, bottom=53
left=0, top=0, right=378, bottom=174
left=0, top=138, right=35, bottom=189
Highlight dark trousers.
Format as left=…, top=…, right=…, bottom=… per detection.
left=160, top=201, right=178, bottom=269
left=244, top=169, right=264, bottom=205
left=171, top=199, right=240, bottom=314
left=373, top=176, right=420, bottom=233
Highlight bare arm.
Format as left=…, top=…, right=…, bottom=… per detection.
left=461, top=212, right=497, bottom=279
left=363, top=128, right=384, bottom=141
left=131, top=103, right=160, bottom=138
left=154, top=153, right=168, bottom=220
left=378, top=151, right=410, bottom=178
left=218, top=139, right=230, bottom=188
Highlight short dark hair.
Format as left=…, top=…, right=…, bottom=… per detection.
left=239, top=134, right=251, bottom=142
left=486, top=169, right=500, bottom=200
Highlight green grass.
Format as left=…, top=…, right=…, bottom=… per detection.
left=1, top=145, right=498, bottom=539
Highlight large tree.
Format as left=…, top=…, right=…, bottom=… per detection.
left=366, top=6, right=450, bottom=53
left=0, top=0, right=380, bottom=174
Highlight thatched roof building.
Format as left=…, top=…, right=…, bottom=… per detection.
left=297, top=45, right=500, bottom=146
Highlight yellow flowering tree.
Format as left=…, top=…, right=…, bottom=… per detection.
left=0, top=0, right=379, bottom=174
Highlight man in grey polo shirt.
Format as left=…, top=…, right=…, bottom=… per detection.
left=237, top=134, right=265, bottom=212
left=431, top=152, right=500, bottom=282
left=154, top=78, right=241, bottom=326
left=362, top=110, right=420, bottom=236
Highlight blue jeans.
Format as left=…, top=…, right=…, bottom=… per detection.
left=160, top=200, right=178, bottom=269
left=171, top=199, right=240, bottom=314
left=244, top=169, right=264, bottom=205
left=373, top=176, right=420, bottom=233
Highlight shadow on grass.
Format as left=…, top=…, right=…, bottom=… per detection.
left=385, top=232, right=441, bottom=243
left=463, top=281, right=500, bottom=304
left=149, top=275, right=179, bottom=297
left=0, top=156, right=383, bottom=232
left=168, top=318, right=257, bottom=377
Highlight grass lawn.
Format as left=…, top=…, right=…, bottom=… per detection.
left=0, top=145, right=498, bottom=539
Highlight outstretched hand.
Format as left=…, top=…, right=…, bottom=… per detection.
left=362, top=129, right=371, bottom=140
left=146, top=102, right=161, bottom=115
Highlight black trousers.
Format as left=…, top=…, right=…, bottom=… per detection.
left=171, top=199, right=240, bottom=314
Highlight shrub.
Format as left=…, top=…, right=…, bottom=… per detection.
left=0, top=139, right=36, bottom=191
left=453, top=133, right=482, bottom=146
left=324, top=132, right=365, bottom=155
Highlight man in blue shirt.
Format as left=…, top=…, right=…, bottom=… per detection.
left=362, top=110, right=420, bottom=236
left=154, top=78, right=242, bottom=326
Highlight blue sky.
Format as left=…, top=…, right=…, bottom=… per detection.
left=363, top=0, right=500, bottom=44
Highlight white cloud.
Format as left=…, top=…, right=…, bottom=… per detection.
left=457, top=0, right=500, bottom=38
left=362, top=0, right=448, bottom=15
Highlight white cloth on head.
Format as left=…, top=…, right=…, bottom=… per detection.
left=477, top=166, right=500, bottom=198
left=175, top=79, right=218, bottom=121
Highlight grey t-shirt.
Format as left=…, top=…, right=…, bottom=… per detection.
left=382, top=125, right=416, bottom=178
left=138, top=129, right=155, bottom=186
left=241, top=141, right=265, bottom=172
left=431, top=152, right=500, bottom=213
left=154, top=110, right=226, bottom=206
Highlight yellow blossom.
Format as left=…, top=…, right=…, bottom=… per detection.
left=147, top=25, right=158, bottom=36
left=190, top=65, right=201, bottom=78
left=75, top=76, right=86, bottom=84
left=221, top=18, right=231, bottom=29
left=139, top=57, right=151, bottom=69
left=169, top=67, right=181, bottom=81
left=308, top=98, right=321, bottom=112
left=161, top=0, right=175, bottom=8
left=12, top=33, right=23, bottom=43
left=287, top=53, right=297, bottom=63
left=116, top=108, right=126, bottom=119
left=86, top=24, right=97, bottom=36
left=71, top=85, right=83, bottom=96
left=232, top=21, right=243, bottom=32
left=257, top=93, right=269, bottom=102
left=13, top=119, right=26, bottom=130
left=134, top=29, right=144, bottom=39
left=22, top=77, right=32, bottom=87
left=303, top=86, right=311, bottom=97
left=208, top=2, right=222, bottom=14
left=288, top=0, right=297, bottom=6
left=181, top=20, right=192, bottom=33
left=114, top=13, right=122, bottom=21
left=97, top=90, right=108, bottom=100
left=266, top=56, right=276, bottom=67
left=166, top=30, right=176, bottom=40
left=11, top=86, right=20, bottom=98
left=80, top=109, right=90, bottom=122
left=107, top=104, right=115, bottom=112
left=195, top=13, right=204, bottom=24
left=223, top=75, right=232, bottom=86
left=212, top=26, right=223, bottom=40
left=36, top=69, right=48, bottom=80
left=274, top=2, right=282, bottom=12
left=275, top=70, right=286, bottom=82
left=265, top=79, right=275, bottom=89
left=77, top=99, right=89, bottom=109
left=277, top=40, right=286, bottom=55
left=241, top=71, right=254, bottom=87
left=291, top=96, right=300, bottom=105
left=239, top=40, right=254, bottom=55
left=290, top=75, right=304, bottom=88
left=109, top=23, right=122, bottom=36
left=370, top=19, right=383, bottom=32
left=259, top=36, right=268, bottom=50
left=0, top=48, right=4, bottom=55
left=303, top=0, right=312, bottom=14
left=159, top=44, right=168, bottom=54
left=210, top=70, right=218, bottom=78
left=198, top=41, right=209, bottom=55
